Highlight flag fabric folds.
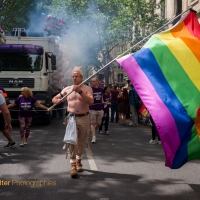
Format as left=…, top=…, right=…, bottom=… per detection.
left=117, top=10, right=200, bottom=169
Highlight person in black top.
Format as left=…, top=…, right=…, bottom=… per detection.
left=99, top=86, right=111, bottom=135
left=110, top=85, right=119, bottom=123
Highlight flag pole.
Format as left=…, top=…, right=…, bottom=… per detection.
left=48, top=7, right=193, bottom=111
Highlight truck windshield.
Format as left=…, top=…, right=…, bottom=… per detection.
left=0, top=44, right=43, bottom=71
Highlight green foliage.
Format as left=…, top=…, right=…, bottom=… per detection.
left=0, top=0, right=37, bottom=34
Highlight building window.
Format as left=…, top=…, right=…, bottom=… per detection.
left=119, top=46, right=124, bottom=53
left=118, top=73, right=124, bottom=82
left=160, top=0, right=165, bottom=18
left=118, top=65, right=123, bottom=69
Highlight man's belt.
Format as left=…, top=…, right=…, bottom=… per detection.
left=74, top=112, right=89, bottom=117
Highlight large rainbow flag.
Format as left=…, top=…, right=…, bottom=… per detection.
left=117, top=10, right=200, bottom=169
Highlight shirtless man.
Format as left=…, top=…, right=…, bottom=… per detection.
left=52, top=69, right=94, bottom=178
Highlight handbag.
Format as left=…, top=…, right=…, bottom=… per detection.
left=63, top=115, right=77, bottom=145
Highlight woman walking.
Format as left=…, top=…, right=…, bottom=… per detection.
left=117, top=87, right=129, bottom=125
left=7, top=87, right=49, bottom=147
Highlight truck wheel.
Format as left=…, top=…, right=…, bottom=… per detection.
left=43, top=112, right=51, bottom=125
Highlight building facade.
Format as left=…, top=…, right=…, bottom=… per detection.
left=152, top=0, right=200, bottom=20
left=109, top=43, right=130, bottom=87
left=182, top=0, right=200, bottom=19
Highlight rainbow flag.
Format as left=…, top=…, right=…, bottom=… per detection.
left=117, top=10, right=200, bottom=169
left=139, top=104, right=149, bottom=117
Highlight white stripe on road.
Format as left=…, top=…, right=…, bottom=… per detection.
left=85, top=148, right=98, bottom=171
left=99, top=199, right=109, bottom=200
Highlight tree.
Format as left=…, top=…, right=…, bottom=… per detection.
left=40, top=0, right=167, bottom=83
left=0, top=0, right=38, bottom=34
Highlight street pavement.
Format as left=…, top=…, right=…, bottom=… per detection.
left=0, top=118, right=200, bottom=200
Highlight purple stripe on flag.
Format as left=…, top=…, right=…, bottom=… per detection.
left=117, top=54, right=180, bottom=167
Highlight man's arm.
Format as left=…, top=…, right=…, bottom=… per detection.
left=52, top=91, right=66, bottom=104
left=0, top=93, right=12, bottom=132
left=0, top=102, right=12, bottom=132
left=52, top=86, right=69, bottom=104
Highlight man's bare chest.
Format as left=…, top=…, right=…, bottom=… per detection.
left=67, top=92, right=79, bottom=101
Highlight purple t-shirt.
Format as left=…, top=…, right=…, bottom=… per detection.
left=103, top=93, right=110, bottom=113
left=89, top=87, right=103, bottom=110
left=15, top=96, right=37, bottom=117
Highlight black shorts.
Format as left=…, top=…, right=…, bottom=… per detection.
left=0, top=113, right=5, bottom=130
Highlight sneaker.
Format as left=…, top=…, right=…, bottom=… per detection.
left=158, top=140, right=162, bottom=145
left=149, top=139, right=157, bottom=144
left=91, top=137, right=96, bottom=143
left=4, top=142, right=16, bottom=148
left=24, top=142, right=28, bottom=145
left=20, top=143, right=24, bottom=147
left=105, top=131, right=109, bottom=135
left=129, top=122, right=133, bottom=126
left=99, top=130, right=104, bottom=134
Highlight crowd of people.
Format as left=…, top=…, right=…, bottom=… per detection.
left=0, top=69, right=161, bottom=178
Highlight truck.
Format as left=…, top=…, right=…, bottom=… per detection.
left=0, top=28, right=64, bottom=125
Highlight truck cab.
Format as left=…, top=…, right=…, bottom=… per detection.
left=0, top=28, right=60, bottom=125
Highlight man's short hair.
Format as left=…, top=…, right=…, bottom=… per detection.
left=72, top=69, right=84, bottom=78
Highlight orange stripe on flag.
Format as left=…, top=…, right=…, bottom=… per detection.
left=170, top=21, right=200, bottom=63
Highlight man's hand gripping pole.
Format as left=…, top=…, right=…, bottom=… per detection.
left=47, top=90, right=74, bottom=112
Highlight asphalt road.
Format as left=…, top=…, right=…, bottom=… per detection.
left=0, top=118, right=200, bottom=200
